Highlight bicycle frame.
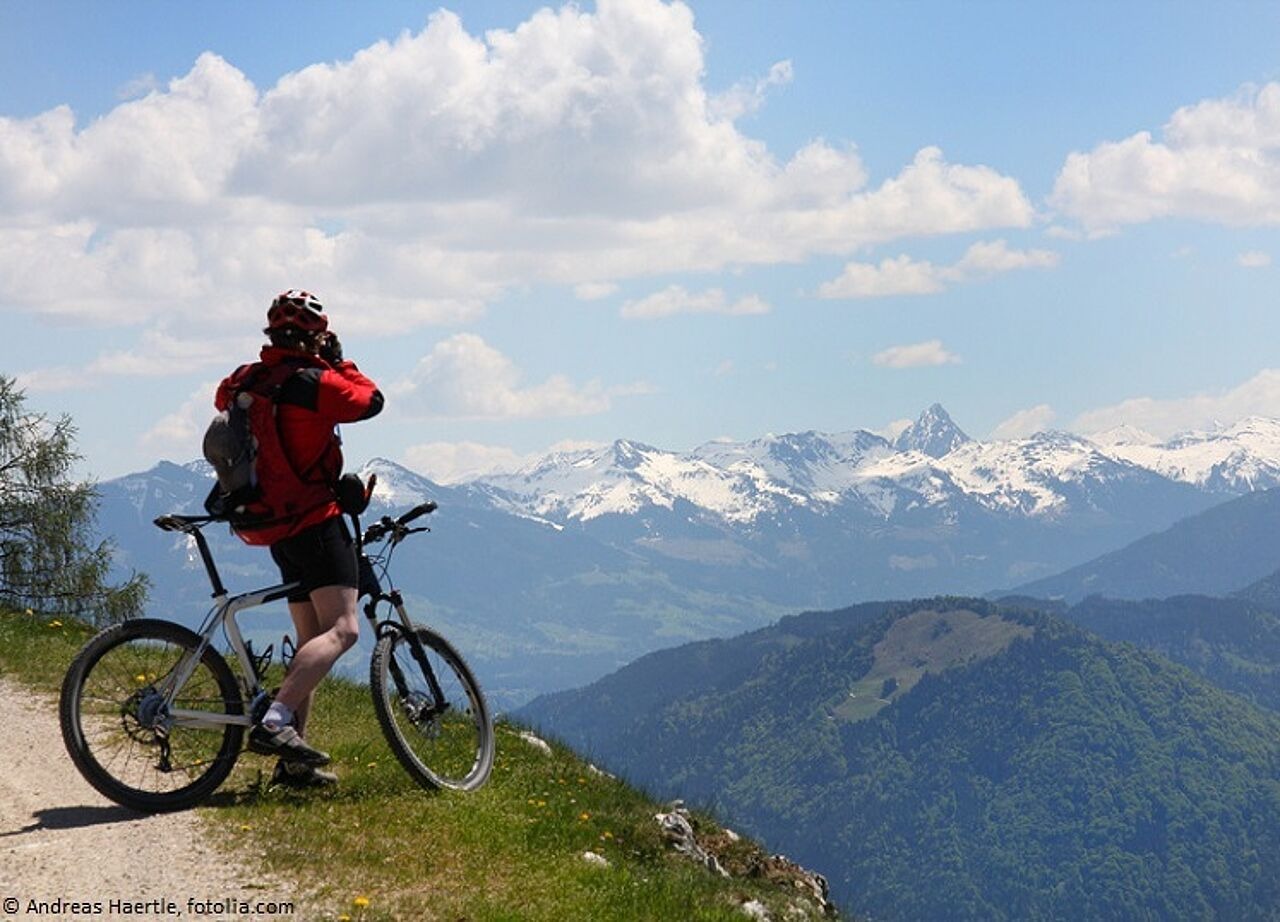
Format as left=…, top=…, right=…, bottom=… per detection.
left=153, top=511, right=444, bottom=732
left=61, top=496, right=491, bottom=812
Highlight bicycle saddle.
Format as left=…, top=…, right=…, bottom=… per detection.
left=154, top=513, right=223, bottom=533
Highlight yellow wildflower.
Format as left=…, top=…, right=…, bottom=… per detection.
left=353, top=896, right=371, bottom=909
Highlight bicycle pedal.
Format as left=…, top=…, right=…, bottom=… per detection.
left=281, top=634, right=296, bottom=673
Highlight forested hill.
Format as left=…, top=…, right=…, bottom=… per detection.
left=1061, top=594, right=1280, bottom=710
left=519, top=599, right=1280, bottom=921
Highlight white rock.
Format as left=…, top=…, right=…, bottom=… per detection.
left=518, top=731, right=552, bottom=755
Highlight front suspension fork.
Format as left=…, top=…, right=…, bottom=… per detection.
left=366, top=590, right=449, bottom=719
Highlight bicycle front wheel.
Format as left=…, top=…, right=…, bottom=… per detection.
left=370, top=626, right=494, bottom=792
left=59, top=618, right=245, bottom=812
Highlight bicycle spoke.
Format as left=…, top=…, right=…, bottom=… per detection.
left=61, top=620, right=244, bottom=811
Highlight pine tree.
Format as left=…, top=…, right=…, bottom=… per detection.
left=0, top=376, right=147, bottom=624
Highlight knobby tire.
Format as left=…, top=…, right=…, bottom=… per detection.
left=59, top=618, right=245, bottom=813
left=370, top=626, right=494, bottom=792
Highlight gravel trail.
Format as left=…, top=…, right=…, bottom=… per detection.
left=0, top=677, right=310, bottom=921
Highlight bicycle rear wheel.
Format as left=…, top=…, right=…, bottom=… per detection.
left=370, top=626, right=494, bottom=792
left=60, top=618, right=245, bottom=812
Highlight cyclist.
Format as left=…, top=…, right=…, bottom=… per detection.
left=218, top=289, right=384, bottom=787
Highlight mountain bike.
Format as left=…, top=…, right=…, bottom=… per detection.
left=59, top=500, right=495, bottom=813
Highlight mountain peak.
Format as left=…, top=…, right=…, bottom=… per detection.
left=1088, top=424, right=1160, bottom=447
left=894, top=404, right=971, bottom=458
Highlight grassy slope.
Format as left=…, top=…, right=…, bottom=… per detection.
left=0, top=609, right=836, bottom=921
left=523, top=600, right=1280, bottom=920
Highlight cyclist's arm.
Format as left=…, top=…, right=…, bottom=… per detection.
left=278, top=363, right=384, bottom=423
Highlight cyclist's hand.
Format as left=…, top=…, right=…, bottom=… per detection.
left=319, top=331, right=344, bottom=364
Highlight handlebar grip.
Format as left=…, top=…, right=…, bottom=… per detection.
left=397, top=501, right=437, bottom=526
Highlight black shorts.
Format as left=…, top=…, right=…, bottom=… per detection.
left=269, top=516, right=359, bottom=603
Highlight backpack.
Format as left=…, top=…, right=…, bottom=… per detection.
left=202, top=361, right=338, bottom=546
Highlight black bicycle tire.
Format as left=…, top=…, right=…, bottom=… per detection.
left=59, top=618, right=245, bottom=813
left=369, top=626, right=495, bottom=792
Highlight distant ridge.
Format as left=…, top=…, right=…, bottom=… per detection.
left=1010, top=487, right=1280, bottom=602
left=100, top=408, right=1280, bottom=706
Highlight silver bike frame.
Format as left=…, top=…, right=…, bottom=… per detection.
left=162, top=581, right=300, bottom=730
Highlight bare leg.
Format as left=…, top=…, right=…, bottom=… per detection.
left=273, top=585, right=360, bottom=716
left=285, top=600, right=321, bottom=736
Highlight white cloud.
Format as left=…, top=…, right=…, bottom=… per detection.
left=18, top=330, right=257, bottom=392
left=620, top=285, right=770, bottom=319
left=1052, top=81, right=1280, bottom=230
left=1237, top=249, right=1272, bottom=268
left=117, top=72, right=162, bottom=101
left=394, top=333, right=651, bottom=419
left=140, top=381, right=218, bottom=458
left=991, top=404, right=1056, bottom=440
left=402, top=441, right=532, bottom=483
left=708, top=60, right=793, bottom=121
left=818, top=255, right=944, bottom=299
left=404, top=437, right=608, bottom=483
left=874, top=418, right=913, bottom=441
left=818, top=239, right=1058, bottom=299
left=954, top=239, right=1059, bottom=275
left=573, top=281, right=619, bottom=301
left=0, top=0, right=1033, bottom=343
left=1071, top=368, right=1280, bottom=438
left=871, top=339, right=960, bottom=369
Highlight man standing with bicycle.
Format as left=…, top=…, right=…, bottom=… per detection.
left=215, top=289, right=383, bottom=787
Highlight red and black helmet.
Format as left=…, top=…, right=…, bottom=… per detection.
left=267, top=289, right=328, bottom=332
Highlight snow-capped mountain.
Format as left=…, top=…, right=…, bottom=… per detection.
left=476, top=439, right=805, bottom=525
left=1098, top=416, right=1280, bottom=492
left=893, top=402, right=973, bottom=458
left=466, top=406, right=1267, bottom=528
left=95, top=405, right=1280, bottom=707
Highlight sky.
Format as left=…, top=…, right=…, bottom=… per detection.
left=3, top=0, right=1280, bottom=482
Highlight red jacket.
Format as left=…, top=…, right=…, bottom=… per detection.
left=215, top=346, right=383, bottom=543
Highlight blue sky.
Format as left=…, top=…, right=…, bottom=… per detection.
left=3, top=0, right=1280, bottom=481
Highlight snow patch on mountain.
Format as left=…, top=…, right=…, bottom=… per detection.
left=149, top=407, right=1280, bottom=530
left=482, top=440, right=807, bottom=524
left=936, top=432, right=1138, bottom=514
left=360, top=457, right=436, bottom=507
left=1101, top=417, right=1280, bottom=492
left=454, top=407, right=1280, bottom=528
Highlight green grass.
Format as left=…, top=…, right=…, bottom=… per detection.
left=0, top=608, right=837, bottom=921
left=832, top=608, right=1033, bottom=724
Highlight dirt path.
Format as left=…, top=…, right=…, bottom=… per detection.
left=0, top=678, right=309, bottom=921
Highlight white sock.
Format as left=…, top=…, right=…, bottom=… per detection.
left=263, top=701, right=294, bottom=730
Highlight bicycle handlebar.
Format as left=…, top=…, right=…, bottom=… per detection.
left=397, top=501, right=437, bottom=525
left=362, top=500, right=436, bottom=546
